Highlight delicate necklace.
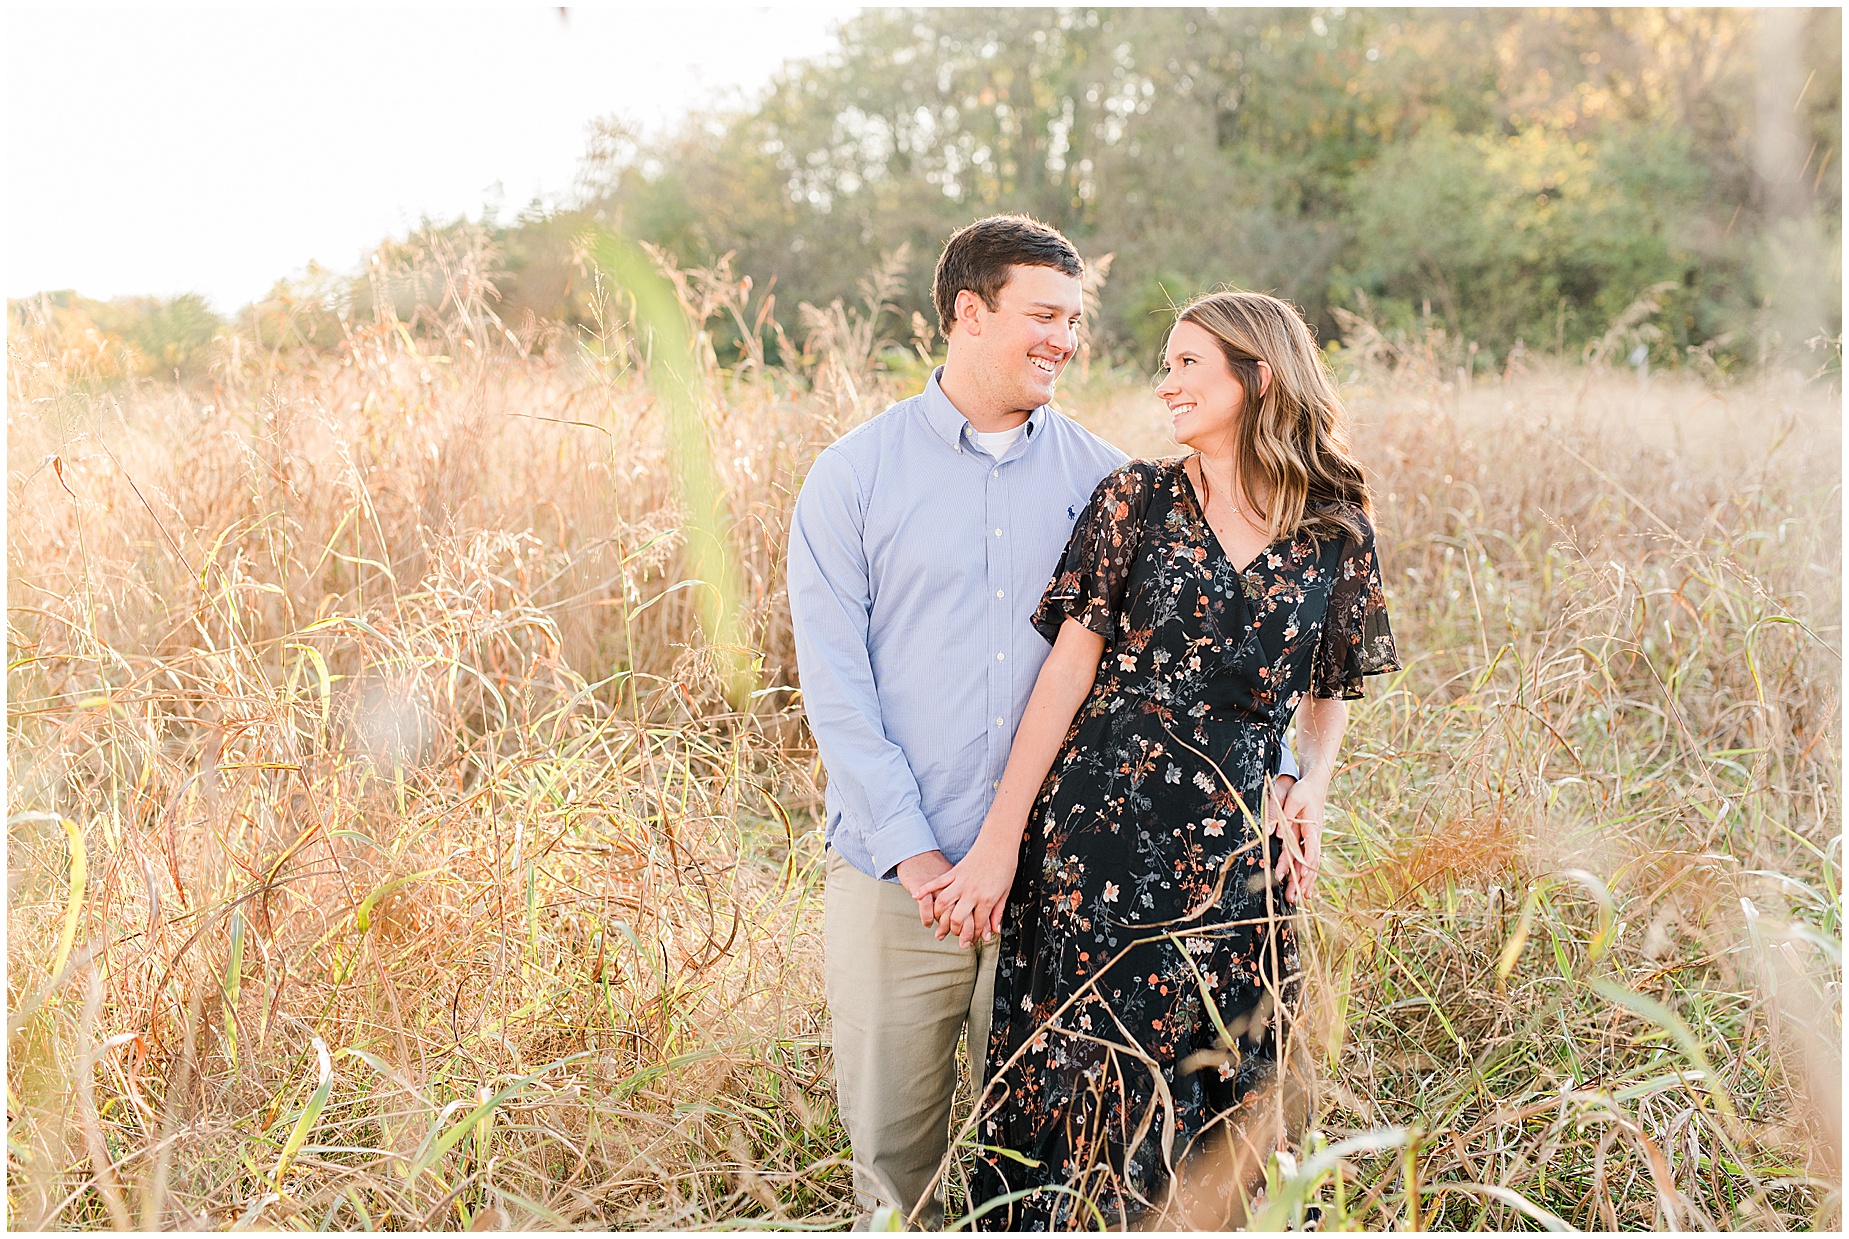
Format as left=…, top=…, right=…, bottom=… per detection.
left=1193, top=454, right=1252, bottom=522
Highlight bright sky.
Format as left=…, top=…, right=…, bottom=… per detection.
left=7, top=3, right=863, bottom=311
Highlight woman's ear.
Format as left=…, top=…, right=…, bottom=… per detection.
left=1256, top=359, right=1273, bottom=397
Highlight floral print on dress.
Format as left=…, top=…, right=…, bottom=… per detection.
left=975, top=457, right=1399, bottom=1231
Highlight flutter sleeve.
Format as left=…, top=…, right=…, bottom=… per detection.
left=1032, top=461, right=1155, bottom=645
left=1311, top=512, right=1403, bottom=699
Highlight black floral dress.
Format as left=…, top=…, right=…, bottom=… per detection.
left=974, top=458, right=1400, bottom=1231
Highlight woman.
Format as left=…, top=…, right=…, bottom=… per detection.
left=920, top=291, right=1400, bottom=1229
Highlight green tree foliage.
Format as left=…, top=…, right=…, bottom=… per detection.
left=1342, top=121, right=1713, bottom=349
left=8, top=290, right=224, bottom=383
left=106, top=292, right=222, bottom=378
left=575, top=6, right=1841, bottom=367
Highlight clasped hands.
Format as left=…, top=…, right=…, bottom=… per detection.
left=896, top=774, right=1326, bottom=950
left=897, top=842, right=1012, bottom=950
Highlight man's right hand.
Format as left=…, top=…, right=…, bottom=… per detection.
left=896, top=850, right=954, bottom=928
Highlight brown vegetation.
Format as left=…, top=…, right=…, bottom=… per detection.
left=7, top=248, right=1840, bottom=1229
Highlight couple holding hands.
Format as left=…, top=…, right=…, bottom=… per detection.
left=788, top=214, right=1399, bottom=1230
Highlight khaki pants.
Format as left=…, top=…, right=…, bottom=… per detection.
left=824, top=849, right=1000, bottom=1230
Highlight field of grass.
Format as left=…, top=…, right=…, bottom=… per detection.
left=7, top=251, right=1841, bottom=1231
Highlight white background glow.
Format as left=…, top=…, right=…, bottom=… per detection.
left=7, top=3, right=861, bottom=311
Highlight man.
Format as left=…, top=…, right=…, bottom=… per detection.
left=787, top=215, right=1297, bottom=1227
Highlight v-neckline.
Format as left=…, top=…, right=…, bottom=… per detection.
left=1175, top=457, right=1281, bottom=577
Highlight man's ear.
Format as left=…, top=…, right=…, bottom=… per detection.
left=955, top=288, right=984, bottom=335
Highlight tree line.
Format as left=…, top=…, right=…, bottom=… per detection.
left=583, top=6, right=1839, bottom=370
left=16, top=8, right=1841, bottom=378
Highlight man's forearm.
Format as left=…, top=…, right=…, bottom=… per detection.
left=807, top=664, right=944, bottom=882
left=787, top=467, right=939, bottom=877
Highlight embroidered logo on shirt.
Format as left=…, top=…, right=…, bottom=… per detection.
left=1067, top=504, right=1078, bottom=520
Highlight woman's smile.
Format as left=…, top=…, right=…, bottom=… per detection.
left=1155, top=321, right=1248, bottom=450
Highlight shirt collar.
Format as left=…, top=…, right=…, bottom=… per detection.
left=922, top=366, right=1048, bottom=454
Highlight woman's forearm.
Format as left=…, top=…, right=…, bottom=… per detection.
left=977, top=618, right=1103, bottom=849
left=1293, top=696, right=1349, bottom=784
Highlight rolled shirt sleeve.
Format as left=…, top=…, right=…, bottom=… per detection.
left=787, top=449, right=941, bottom=879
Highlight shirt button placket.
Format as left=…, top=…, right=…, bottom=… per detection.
left=987, top=457, right=1004, bottom=778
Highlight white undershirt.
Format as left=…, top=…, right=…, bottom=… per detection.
left=969, top=421, right=1028, bottom=460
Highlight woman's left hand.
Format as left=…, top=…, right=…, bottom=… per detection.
left=918, top=839, right=1018, bottom=949
left=1271, top=775, right=1327, bottom=904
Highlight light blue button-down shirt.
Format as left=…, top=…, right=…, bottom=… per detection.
left=789, top=368, right=1294, bottom=883
left=788, top=369, right=1123, bottom=881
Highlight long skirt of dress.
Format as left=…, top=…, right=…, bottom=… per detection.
left=973, top=697, right=1300, bottom=1231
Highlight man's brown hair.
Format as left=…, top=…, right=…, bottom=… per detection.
left=932, top=214, right=1083, bottom=334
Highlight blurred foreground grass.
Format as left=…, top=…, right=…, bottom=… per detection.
left=7, top=248, right=1841, bottom=1230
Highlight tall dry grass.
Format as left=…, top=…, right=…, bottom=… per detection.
left=7, top=241, right=1841, bottom=1230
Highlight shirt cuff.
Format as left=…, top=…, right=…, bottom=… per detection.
left=867, top=809, right=942, bottom=882
left=1275, top=740, right=1301, bottom=780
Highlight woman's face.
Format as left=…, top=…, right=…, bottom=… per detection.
left=1156, top=319, right=1248, bottom=453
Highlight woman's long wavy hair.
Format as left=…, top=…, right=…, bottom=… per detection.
left=1169, top=290, right=1372, bottom=545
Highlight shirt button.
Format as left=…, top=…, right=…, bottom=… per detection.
left=996, top=589, right=1005, bottom=598
left=992, top=469, right=1000, bottom=477
left=994, top=528, right=1003, bottom=537
left=995, top=717, right=1005, bottom=727
left=992, top=780, right=1001, bottom=789
left=996, top=652, right=1006, bottom=661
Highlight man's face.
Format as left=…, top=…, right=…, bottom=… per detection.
left=958, top=264, right=1083, bottom=412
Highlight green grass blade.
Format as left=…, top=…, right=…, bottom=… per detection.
left=273, top=1037, right=333, bottom=1188
left=404, top=1050, right=591, bottom=1183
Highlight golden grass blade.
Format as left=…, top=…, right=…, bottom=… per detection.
left=1495, top=886, right=1540, bottom=987
left=1558, top=868, right=1617, bottom=961
left=49, top=816, right=87, bottom=986
left=286, top=642, right=334, bottom=727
